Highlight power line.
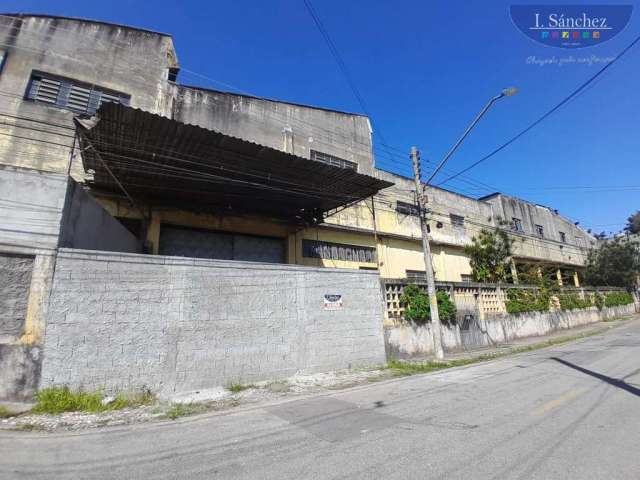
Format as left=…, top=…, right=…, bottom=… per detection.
left=302, top=0, right=387, bottom=145
left=436, top=31, right=640, bottom=186
left=0, top=17, right=506, bottom=196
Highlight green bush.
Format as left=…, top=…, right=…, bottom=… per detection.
left=506, top=288, right=550, bottom=314
left=558, top=294, right=593, bottom=311
left=32, top=386, right=154, bottom=414
left=399, top=285, right=456, bottom=324
left=604, top=291, right=634, bottom=308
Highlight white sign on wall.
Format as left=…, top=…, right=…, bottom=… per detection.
left=323, top=294, right=343, bottom=310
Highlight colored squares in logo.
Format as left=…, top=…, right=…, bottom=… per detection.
left=541, top=31, right=549, bottom=39
left=551, top=31, right=559, bottom=39
left=562, top=31, right=569, bottom=39
left=593, top=31, right=600, bottom=39
left=572, top=31, right=579, bottom=39
left=582, top=31, right=590, bottom=39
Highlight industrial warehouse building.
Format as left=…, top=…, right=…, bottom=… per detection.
left=0, top=14, right=599, bottom=400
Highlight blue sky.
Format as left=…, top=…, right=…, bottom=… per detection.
left=5, top=0, right=639, bottom=233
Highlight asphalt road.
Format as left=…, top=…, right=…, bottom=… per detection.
left=2, top=320, right=640, bottom=480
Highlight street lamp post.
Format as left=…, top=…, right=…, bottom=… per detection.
left=412, top=87, right=518, bottom=360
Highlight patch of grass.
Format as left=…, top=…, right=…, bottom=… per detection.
left=226, top=383, right=257, bottom=394
left=0, top=406, right=17, bottom=418
left=603, top=315, right=634, bottom=323
left=386, top=358, right=478, bottom=376
left=163, top=402, right=208, bottom=420
left=31, top=386, right=155, bottom=414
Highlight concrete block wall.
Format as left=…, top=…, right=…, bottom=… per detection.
left=385, top=303, right=638, bottom=359
left=41, top=249, right=386, bottom=397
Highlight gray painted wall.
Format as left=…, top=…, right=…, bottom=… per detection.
left=0, top=165, right=67, bottom=254
left=59, top=179, right=141, bottom=253
left=41, top=249, right=386, bottom=397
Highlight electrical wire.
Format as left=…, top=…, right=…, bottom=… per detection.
left=436, top=31, right=640, bottom=186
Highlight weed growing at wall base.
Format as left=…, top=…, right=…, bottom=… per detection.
left=31, top=386, right=155, bottom=414
left=226, top=383, right=257, bottom=393
left=0, top=406, right=17, bottom=418
left=386, top=327, right=613, bottom=376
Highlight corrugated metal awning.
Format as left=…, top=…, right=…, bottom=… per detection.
left=75, top=103, right=393, bottom=223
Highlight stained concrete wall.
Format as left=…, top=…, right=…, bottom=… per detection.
left=41, top=249, right=386, bottom=397
left=481, top=193, right=596, bottom=267
left=0, top=14, right=177, bottom=177
left=0, top=254, right=33, bottom=343
left=385, top=303, right=638, bottom=358
left=59, top=179, right=141, bottom=253
left=173, top=87, right=376, bottom=175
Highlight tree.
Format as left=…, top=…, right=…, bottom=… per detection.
left=625, top=210, right=640, bottom=234
left=583, top=237, right=640, bottom=287
left=463, top=229, right=514, bottom=283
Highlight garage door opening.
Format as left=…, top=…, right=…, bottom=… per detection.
left=159, top=225, right=286, bottom=264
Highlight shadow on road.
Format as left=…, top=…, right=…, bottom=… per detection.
left=550, top=357, right=640, bottom=397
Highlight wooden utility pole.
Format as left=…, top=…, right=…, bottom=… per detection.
left=411, top=146, right=444, bottom=360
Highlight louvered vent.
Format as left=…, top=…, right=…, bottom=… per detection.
left=26, top=72, right=130, bottom=115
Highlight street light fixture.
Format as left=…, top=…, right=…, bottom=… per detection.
left=426, top=87, right=519, bottom=185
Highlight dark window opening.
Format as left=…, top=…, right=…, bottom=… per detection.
left=302, top=239, right=376, bottom=263
left=396, top=201, right=420, bottom=216
left=559, top=231, right=566, bottom=243
left=512, top=217, right=524, bottom=232
left=168, top=67, right=179, bottom=82
left=26, top=71, right=130, bottom=115
left=535, top=224, right=544, bottom=237
left=0, top=50, right=7, bottom=75
left=310, top=149, right=358, bottom=171
left=450, top=214, right=465, bottom=227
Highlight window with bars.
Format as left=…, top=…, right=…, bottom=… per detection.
left=25, top=72, right=130, bottom=115
left=302, top=239, right=376, bottom=263
left=450, top=214, right=465, bottom=227
left=396, top=201, right=420, bottom=216
left=406, top=270, right=427, bottom=280
left=309, top=149, right=358, bottom=171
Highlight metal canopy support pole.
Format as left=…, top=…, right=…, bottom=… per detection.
left=370, top=196, right=381, bottom=269
left=78, top=132, right=147, bottom=222
left=411, top=146, right=444, bottom=360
